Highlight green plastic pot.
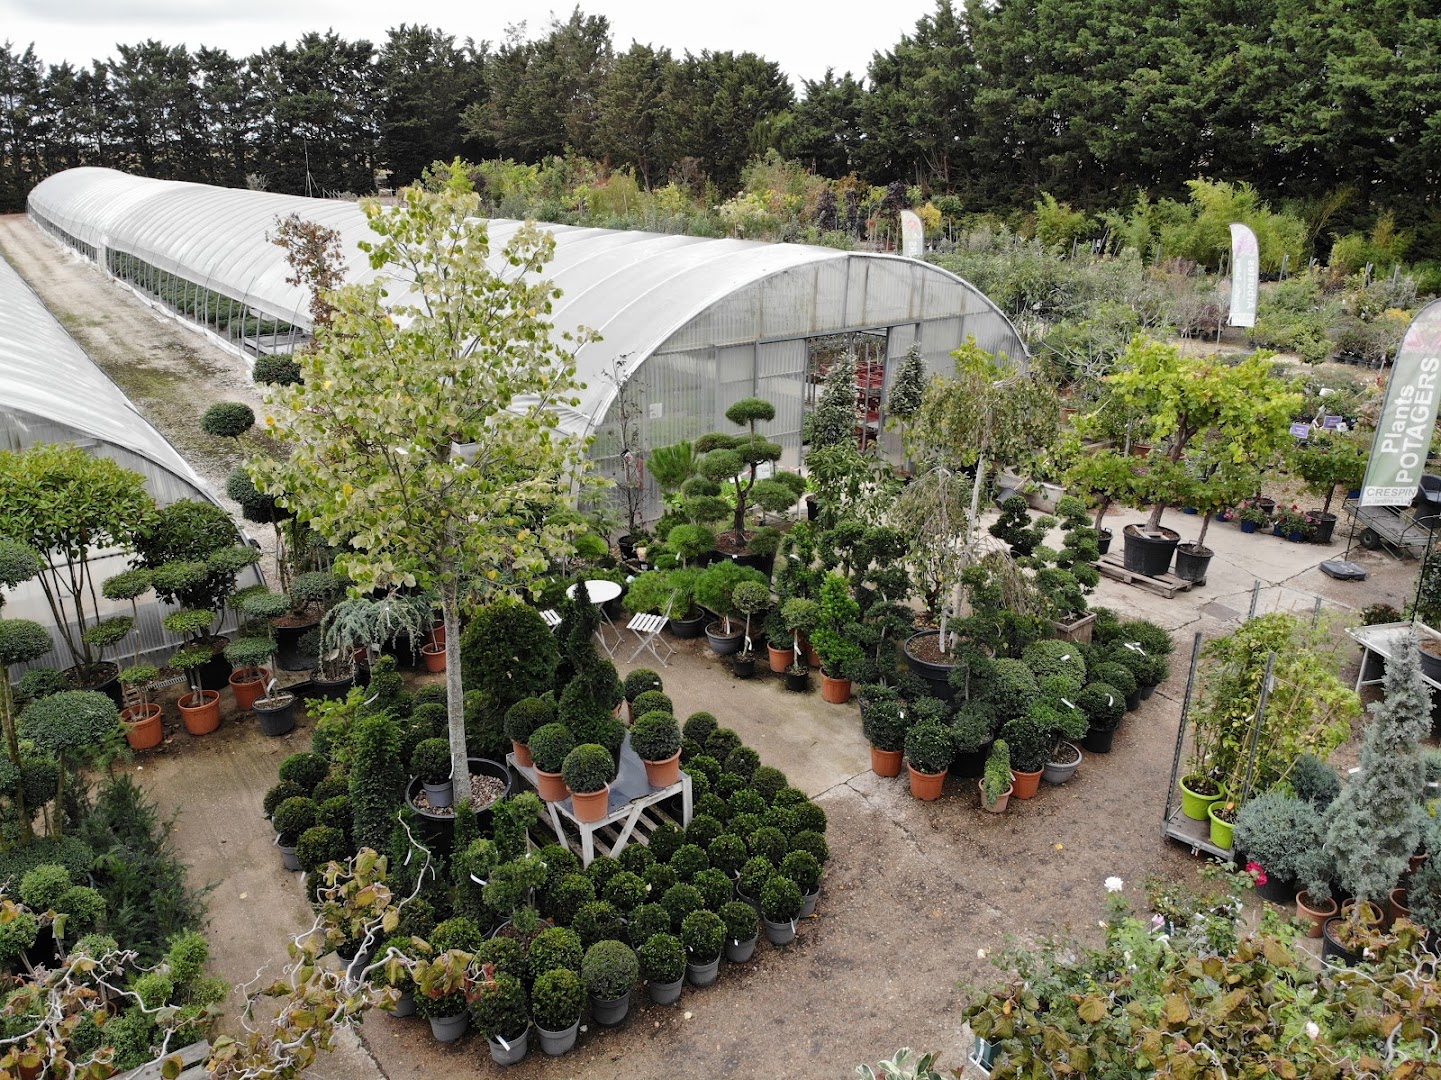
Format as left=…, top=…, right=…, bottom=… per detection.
left=1207, top=803, right=1235, bottom=850
left=1179, top=776, right=1225, bottom=821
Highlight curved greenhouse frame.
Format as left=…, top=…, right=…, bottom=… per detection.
left=0, top=250, right=259, bottom=671
left=28, top=168, right=1028, bottom=516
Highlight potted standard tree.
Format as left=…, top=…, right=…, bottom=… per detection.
left=224, top=636, right=275, bottom=711
left=730, top=581, right=770, bottom=679
left=695, top=560, right=767, bottom=657
left=116, top=663, right=163, bottom=750
left=1289, top=430, right=1368, bottom=545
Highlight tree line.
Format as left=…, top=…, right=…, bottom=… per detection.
left=2, top=0, right=1438, bottom=256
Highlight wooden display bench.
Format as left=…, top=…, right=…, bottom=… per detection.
left=509, top=735, right=692, bottom=865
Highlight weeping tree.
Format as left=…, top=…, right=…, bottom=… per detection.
left=253, top=179, right=598, bottom=787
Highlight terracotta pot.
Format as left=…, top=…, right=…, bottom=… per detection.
left=979, top=780, right=1013, bottom=814
left=642, top=751, right=682, bottom=788
left=535, top=767, right=568, bottom=802
left=512, top=740, right=534, bottom=769
left=908, top=764, right=947, bottom=801
left=420, top=642, right=447, bottom=673
left=870, top=746, right=902, bottom=777
left=122, top=703, right=163, bottom=751
left=178, top=689, right=221, bottom=736
left=571, top=785, right=610, bottom=823
left=229, top=666, right=270, bottom=711
left=820, top=674, right=852, bottom=704
left=801, top=634, right=822, bottom=668
left=768, top=645, right=792, bottom=674
left=1296, top=890, right=1339, bottom=939
left=427, top=623, right=446, bottom=648
left=1410, top=851, right=1429, bottom=875
left=1386, top=886, right=1411, bottom=928
left=1010, top=768, right=1043, bottom=800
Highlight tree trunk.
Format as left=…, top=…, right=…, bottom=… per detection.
left=1094, top=497, right=1111, bottom=532
left=0, top=677, right=31, bottom=843
left=1323, top=485, right=1335, bottom=515
left=440, top=583, right=467, bottom=788
left=967, top=455, right=986, bottom=542
left=1196, top=512, right=1213, bottom=549
left=1147, top=502, right=1167, bottom=529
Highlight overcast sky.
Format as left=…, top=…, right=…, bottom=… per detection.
left=0, top=0, right=938, bottom=86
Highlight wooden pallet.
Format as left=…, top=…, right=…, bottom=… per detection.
left=1097, top=553, right=1202, bottom=598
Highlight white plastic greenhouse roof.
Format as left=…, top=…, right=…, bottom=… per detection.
left=28, top=168, right=1022, bottom=435
left=0, top=249, right=215, bottom=495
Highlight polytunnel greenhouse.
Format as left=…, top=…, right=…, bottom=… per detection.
left=0, top=249, right=260, bottom=671
left=27, top=167, right=1028, bottom=517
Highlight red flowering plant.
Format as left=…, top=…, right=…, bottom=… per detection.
left=1244, top=861, right=1269, bottom=887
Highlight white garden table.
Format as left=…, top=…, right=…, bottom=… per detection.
left=508, top=734, right=692, bottom=865
left=567, top=578, right=623, bottom=656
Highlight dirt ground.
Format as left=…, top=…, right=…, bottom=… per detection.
left=1, top=212, right=1432, bottom=1077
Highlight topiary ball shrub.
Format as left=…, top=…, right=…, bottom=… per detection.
left=778, top=849, right=821, bottom=895
left=737, top=856, right=774, bottom=900
left=904, top=721, right=955, bottom=775
left=728, top=788, right=767, bottom=818
left=723, top=746, right=761, bottom=780
left=749, top=765, right=788, bottom=803
left=252, top=355, right=302, bottom=386
left=643, top=862, right=678, bottom=896
left=686, top=753, right=723, bottom=785
left=271, top=796, right=317, bottom=846
left=526, top=926, right=584, bottom=983
left=531, top=966, right=583, bottom=1032
left=761, top=804, right=798, bottom=835
left=790, top=830, right=830, bottom=865
left=631, top=690, right=674, bottom=717
left=715, top=771, right=747, bottom=800
left=470, top=969, right=529, bottom=1042
left=310, top=773, right=350, bottom=804
left=429, top=916, right=485, bottom=953
left=200, top=401, right=256, bottom=438
left=1022, top=640, right=1087, bottom=692
left=661, top=882, right=705, bottom=931
left=1116, top=619, right=1174, bottom=656
left=696, top=792, right=729, bottom=822
left=692, top=868, right=732, bottom=911
left=571, top=901, right=625, bottom=948
left=748, top=826, right=789, bottom=866
left=986, top=658, right=1040, bottom=722
left=791, top=802, right=827, bottom=834
left=759, top=875, right=804, bottom=924
left=626, top=903, right=671, bottom=949
left=0, top=910, right=40, bottom=964
left=409, top=738, right=451, bottom=785
left=20, top=864, right=72, bottom=910
left=623, top=669, right=664, bottom=702
left=682, top=711, right=718, bottom=744
left=719, top=900, right=759, bottom=944
left=528, top=723, right=576, bottom=775
left=680, top=908, right=725, bottom=963
left=295, top=825, right=348, bottom=873
left=561, top=743, right=616, bottom=794
left=668, top=843, right=710, bottom=882
left=581, top=939, right=638, bottom=1001
left=278, top=752, right=329, bottom=793
left=648, top=822, right=685, bottom=863
left=630, top=711, right=683, bottom=763
left=684, top=813, right=723, bottom=850
left=618, top=843, right=655, bottom=875
left=543, top=873, right=596, bottom=926
left=583, top=854, right=623, bottom=893
left=705, top=727, right=743, bottom=762
left=504, top=697, right=556, bottom=746
left=1093, top=661, right=1137, bottom=699
left=602, top=871, right=650, bottom=912
left=474, top=936, right=525, bottom=979
left=708, top=833, right=748, bottom=876
left=637, top=931, right=685, bottom=984
left=1076, top=682, right=1125, bottom=733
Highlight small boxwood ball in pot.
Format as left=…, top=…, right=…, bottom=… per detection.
left=630, top=711, right=683, bottom=763
left=623, top=668, right=664, bottom=702
left=737, top=856, right=774, bottom=899
left=760, top=875, right=804, bottom=923
left=778, top=849, right=821, bottom=895
left=684, top=813, right=724, bottom=850
left=528, top=723, right=576, bottom=774
left=504, top=696, right=556, bottom=745
left=748, top=825, right=789, bottom=866
left=723, top=746, right=761, bottom=780
left=581, top=939, right=639, bottom=1001
left=543, top=873, right=596, bottom=926
left=572, top=900, right=625, bottom=948
left=681, top=909, right=725, bottom=962
left=719, top=900, right=759, bottom=944
left=637, top=931, right=685, bottom=984
left=626, top=902, right=672, bottom=949
left=525, top=925, right=584, bottom=983
left=661, top=882, right=705, bottom=931
left=790, top=830, right=830, bottom=865
left=584, top=854, right=623, bottom=892
left=619, top=843, right=655, bottom=875
left=903, top=721, right=954, bottom=776
left=682, top=711, right=718, bottom=744
left=705, top=727, right=743, bottom=762
left=561, top=743, right=616, bottom=794
left=668, top=843, right=709, bottom=882
left=707, top=833, right=748, bottom=876
left=531, top=967, right=584, bottom=1032
left=692, top=868, right=733, bottom=911
left=631, top=690, right=673, bottom=717
left=410, top=738, right=452, bottom=785
left=648, top=821, right=685, bottom=863
left=603, top=870, right=650, bottom=912
left=643, top=862, right=678, bottom=895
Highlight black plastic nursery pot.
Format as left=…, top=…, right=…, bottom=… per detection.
left=669, top=611, right=706, bottom=639
left=405, top=757, right=513, bottom=859
left=785, top=669, right=810, bottom=692
left=1096, top=528, right=1113, bottom=556
left=310, top=671, right=355, bottom=701
left=732, top=654, right=756, bottom=679
left=952, top=744, right=990, bottom=778
left=1307, top=512, right=1337, bottom=545
left=1122, top=525, right=1180, bottom=578
left=196, top=649, right=233, bottom=693
left=274, top=621, right=320, bottom=672
left=902, top=631, right=959, bottom=703
left=254, top=694, right=296, bottom=737
left=1083, top=726, right=1117, bottom=754
left=1174, top=543, right=1212, bottom=583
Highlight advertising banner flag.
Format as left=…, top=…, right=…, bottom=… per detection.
left=1360, top=298, right=1441, bottom=506
left=900, top=210, right=923, bottom=259
left=1228, top=223, right=1259, bottom=328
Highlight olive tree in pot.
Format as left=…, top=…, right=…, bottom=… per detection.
left=1104, top=339, right=1300, bottom=578
left=681, top=909, right=725, bottom=987
left=1321, top=634, right=1430, bottom=963
left=562, top=743, right=616, bottom=823
left=531, top=968, right=584, bottom=1055
left=719, top=900, right=759, bottom=963
left=630, top=711, right=683, bottom=788
left=471, top=964, right=531, bottom=1066
left=412, top=737, right=455, bottom=809
left=862, top=699, right=913, bottom=778
left=528, top=723, right=575, bottom=802
left=638, top=932, right=685, bottom=1004
left=903, top=720, right=953, bottom=801
left=581, top=939, right=638, bottom=1025
left=695, top=559, right=767, bottom=656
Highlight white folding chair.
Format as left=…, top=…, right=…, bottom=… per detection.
left=541, top=609, right=562, bottom=630
left=626, top=593, right=676, bottom=667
